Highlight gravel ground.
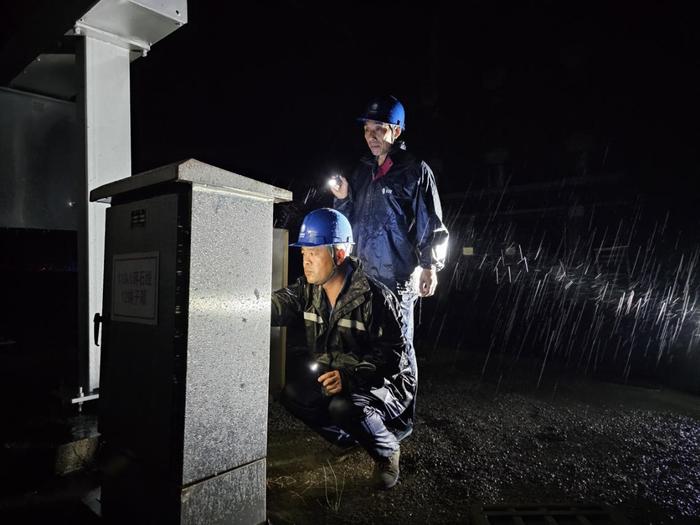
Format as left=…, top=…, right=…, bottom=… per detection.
left=1, top=357, right=697, bottom=524
left=266, top=358, right=700, bottom=525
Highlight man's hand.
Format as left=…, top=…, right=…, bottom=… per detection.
left=418, top=266, right=438, bottom=297
left=329, top=175, right=349, bottom=200
left=318, top=370, right=343, bottom=395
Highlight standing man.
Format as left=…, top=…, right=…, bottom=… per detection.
left=331, top=95, right=449, bottom=436
left=271, top=208, right=415, bottom=490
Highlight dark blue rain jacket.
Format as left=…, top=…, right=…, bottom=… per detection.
left=334, top=144, right=449, bottom=291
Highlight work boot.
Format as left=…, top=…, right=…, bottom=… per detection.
left=372, top=447, right=400, bottom=490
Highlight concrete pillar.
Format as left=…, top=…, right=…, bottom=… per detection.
left=90, top=159, right=292, bottom=524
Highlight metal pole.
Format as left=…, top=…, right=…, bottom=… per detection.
left=76, top=34, right=132, bottom=394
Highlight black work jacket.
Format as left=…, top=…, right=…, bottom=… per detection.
left=271, top=258, right=415, bottom=418
left=334, top=145, right=449, bottom=291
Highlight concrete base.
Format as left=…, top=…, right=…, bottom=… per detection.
left=55, top=435, right=99, bottom=476
left=181, top=459, right=266, bottom=525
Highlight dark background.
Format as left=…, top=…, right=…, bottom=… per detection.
left=1, top=2, right=697, bottom=197
left=125, top=1, right=699, bottom=203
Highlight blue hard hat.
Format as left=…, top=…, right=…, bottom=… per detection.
left=291, top=208, right=354, bottom=247
left=357, top=95, right=406, bottom=130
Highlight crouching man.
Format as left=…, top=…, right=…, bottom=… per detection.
left=271, top=208, right=415, bottom=490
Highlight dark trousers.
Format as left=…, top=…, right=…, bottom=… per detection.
left=280, top=372, right=399, bottom=461
left=391, top=279, right=419, bottom=438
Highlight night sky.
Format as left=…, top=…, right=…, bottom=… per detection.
left=0, top=2, right=697, bottom=209
left=126, top=1, right=699, bottom=207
